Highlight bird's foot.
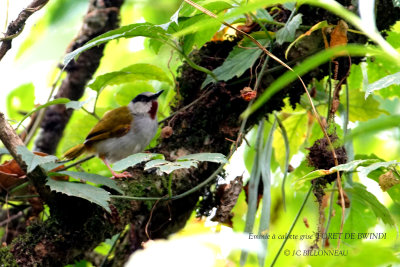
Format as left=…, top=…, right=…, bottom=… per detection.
left=111, top=171, right=132, bottom=179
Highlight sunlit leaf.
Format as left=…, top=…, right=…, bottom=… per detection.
left=88, top=63, right=172, bottom=92
left=17, top=146, right=58, bottom=173
left=46, top=178, right=111, bottom=213
left=112, top=153, right=164, bottom=172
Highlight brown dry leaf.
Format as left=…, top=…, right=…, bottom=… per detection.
left=211, top=176, right=243, bottom=227
left=0, top=159, right=27, bottom=191
left=379, top=170, right=400, bottom=191
left=329, top=20, right=348, bottom=47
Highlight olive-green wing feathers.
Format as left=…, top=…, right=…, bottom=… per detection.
left=84, top=106, right=132, bottom=146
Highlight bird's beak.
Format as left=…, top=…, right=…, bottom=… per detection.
left=151, top=90, right=164, bottom=99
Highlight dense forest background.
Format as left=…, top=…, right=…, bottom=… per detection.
left=0, top=0, right=400, bottom=266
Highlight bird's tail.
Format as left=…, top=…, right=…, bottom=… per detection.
left=63, top=144, right=86, bottom=160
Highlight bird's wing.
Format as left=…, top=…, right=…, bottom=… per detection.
left=84, top=106, right=132, bottom=145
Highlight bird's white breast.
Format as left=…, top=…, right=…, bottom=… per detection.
left=93, top=114, right=158, bottom=163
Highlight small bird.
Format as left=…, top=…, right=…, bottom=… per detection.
left=64, top=90, right=163, bottom=178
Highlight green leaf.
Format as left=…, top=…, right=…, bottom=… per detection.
left=64, top=23, right=171, bottom=67
left=17, top=146, right=58, bottom=173
left=144, top=159, right=198, bottom=174
left=17, top=98, right=71, bottom=129
left=276, top=14, right=303, bottom=45
left=88, top=64, right=172, bottom=93
left=393, top=0, right=400, bottom=7
left=177, top=153, right=227, bottom=164
left=46, top=178, right=111, bottom=213
left=347, top=183, right=396, bottom=226
left=365, top=72, right=400, bottom=98
left=112, top=153, right=164, bottom=172
left=345, top=115, right=400, bottom=141
left=342, top=89, right=388, bottom=122
left=6, top=83, right=35, bottom=120
left=54, top=171, right=123, bottom=194
left=202, top=32, right=270, bottom=87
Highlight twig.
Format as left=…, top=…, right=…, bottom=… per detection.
left=0, top=0, right=49, bottom=61
left=145, top=198, right=163, bottom=240
left=0, top=211, right=24, bottom=227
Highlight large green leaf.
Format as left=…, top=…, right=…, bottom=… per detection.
left=347, top=183, right=396, bottom=226
left=54, top=171, right=123, bottom=194
left=46, top=178, right=111, bottom=213
left=17, top=146, right=58, bottom=173
left=64, top=23, right=171, bottom=67
left=88, top=64, right=172, bottom=93
left=202, top=32, right=270, bottom=87
left=6, top=83, right=35, bottom=121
